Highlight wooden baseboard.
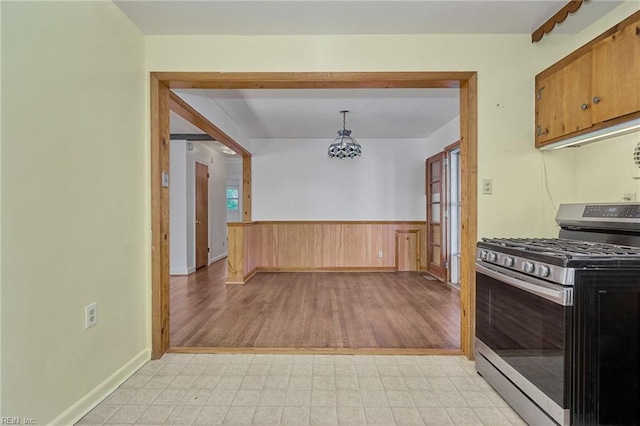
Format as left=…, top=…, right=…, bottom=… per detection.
left=168, top=346, right=463, bottom=356
left=257, top=267, right=397, bottom=273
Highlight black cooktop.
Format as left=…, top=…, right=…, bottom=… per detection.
left=478, top=237, right=640, bottom=267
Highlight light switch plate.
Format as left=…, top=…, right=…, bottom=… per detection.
left=482, top=179, right=493, bottom=195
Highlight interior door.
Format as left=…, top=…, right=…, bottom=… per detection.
left=195, top=162, right=209, bottom=269
left=426, top=152, right=446, bottom=280
left=446, top=144, right=461, bottom=285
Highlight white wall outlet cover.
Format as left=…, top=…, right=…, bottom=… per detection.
left=85, top=303, right=97, bottom=329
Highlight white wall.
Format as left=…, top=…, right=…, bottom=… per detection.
left=170, top=141, right=189, bottom=274
left=2, top=2, right=146, bottom=424
left=252, top=138, right=427, bottom=220
left=425, top=116, right=460, bottom=159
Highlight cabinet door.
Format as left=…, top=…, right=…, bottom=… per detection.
left=536, top=53, right=592, bottom=145
left=592, top=21, right=640, bottom=123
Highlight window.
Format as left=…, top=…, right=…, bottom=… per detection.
left=226, top=187, right=239, bottom=210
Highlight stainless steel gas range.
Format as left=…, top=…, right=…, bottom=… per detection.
left=475, top=203, right=640, bottom=426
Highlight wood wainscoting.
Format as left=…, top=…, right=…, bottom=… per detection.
left=226, top=221, right=427, bottom=284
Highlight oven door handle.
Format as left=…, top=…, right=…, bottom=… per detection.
left=476, top=263, right=573, bottom=306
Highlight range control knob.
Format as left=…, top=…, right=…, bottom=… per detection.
left=504, top=257, right=515, bottom=267
left=523, top=262, right=535, bottom=273
left=538, top=265, right=551, bottom=277
left=487, top=252, right=497, bottom=262
left=479, top=250, right=487, bottom=260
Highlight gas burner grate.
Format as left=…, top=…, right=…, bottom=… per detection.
left=481, top=237, right=640, bottom=258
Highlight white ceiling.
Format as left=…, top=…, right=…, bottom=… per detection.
left=170, top=110, right=239, bottom=156
left=176, top=88, right=460, bottom=139
left=114, top=0, right=623, bottom=36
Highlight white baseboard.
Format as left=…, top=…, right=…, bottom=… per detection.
left=188, top=266, right=196, bottom=274
left=50, top=348, right=150, bottom=426
left=208, top=252, right=228, bottom=265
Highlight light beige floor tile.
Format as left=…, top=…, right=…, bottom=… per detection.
left=157, top=364, right=186, bottom=376
left=285, top=389, right=311, bottom=406
left=445, top=407, right=482, bottom=425
left=310, top=406, right=338, bottom=425
left=224, top=364, right=250, bottom=376
left=247, top=364, right=270, bottom=376
left=165, top=405, right=203, bottom=425
left=103, top=389, right=137, bottom=405
left=410, top=391, right=442, bottom=407
left=334, top=355, right=356, bottom=365
left=163, top=353, right=194, bottom=364
left=205, top=389, right=237, bottom=406
left=121, top=375, right=152, bottom=389
left=440, top=366, right=467, bottom=377
left=288, top=375, right=313, bottom=390
left=212, top=354, right=235, bottom=364
left=291, top=364, right=314, bottom=376
left=336, top=376, right=360, bottom=390
left=433, top=357, right=459, bottom=366
left=436, top=391, right=468, bottom=407
left=313, top=364, right=335, bottom=376
left=137, top=363, right=164, bottom=376
left=314, top=355, right=334, bottom=365
left=191, top=375, right=221, bottom=390
left=359, top=377, right=384, bottom=391
left=230, top=354, right=254, bottom=364
left=472, top=407, right=511, bottom=425
left=258, top=390, right=286, bottom=406
left=415, top=357, right=438, bottom=366
left=127, top=389, right=162, bottom=405
left=418, top=407, right=453, bottom=425
left=271, top=354, right=294, bottom=364
left=252, top=354, right=274, bottom=364
left=78, top=404, right=121, bottom=424
left=392, top=406, right=425, bottom=425
left=386, top=391, right=414, bottom=406
left=282, top=406, right=310, bottom=425
left=404, top=377, right=431, bottom=391
left=337, top=390, right=363, bottom=406
left=378, top=365, right=402, bottom=376
left=382, top=376, right=409, bottom=391
left=203, top=364, right=227, bottom=376
left=180, top=389, right=212, bottom=405
left=420, top=366, right=447, bottom=377
left=311, top=390, right=337, bottom=406
left=374, top=356, right=396, bottom=365
left=459, top=391, right=493, bottom=407
left=484, top=390, right=509, bottom=407
left=181, top=364, right=207, bottom=376
left=293, top=355, right=314, bottom=365
left=216, top=376, right=244, bottom=390
left=152, top=389, right=186, bottom=405
left=240, top=375, right=267, bottom=390
left=398, top=365, right=423, bottom=377
left=428, top=377, right=456, bottom=391
left=223, top=405, right=256, bottom=424
left=394, top=356, right=419, bottom=365
left=189, top=354, right=215, bottom=364
left=136, top=404, right=175, bottom=424
left=232, top=390, right=262, bottom=406
left=252, top=406, right=283, bottom=425
left=268, top=363, right=291, bottom=376
left=313, top=375, right=336, bottom=390
left=108, top=405, right=148, bottom=424
left=470, top=377, right=493, bottom=391
left=364, top=406, right=397, bottom=425
left=335, top=364, right=357, bottom=376
left=168, top=375, right=197, bottom=389
left=264, top=375, right=290, bottom=390
left=337, top=406, right=367, bottom=425
left=361, top=390, right=389, bottom=406
left=497, top=406, right=527, bottom=425
left=352, top=355, right=375, bottom=365
left=449, top=377, right=480, bottom=392
left=356, top=364, right=379, bottom=377
left=143, top=375, right=174, bottom=389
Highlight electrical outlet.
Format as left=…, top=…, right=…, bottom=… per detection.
left=482, top=179, right=493, bottom=195
left=85, top=303, right=97, bottom=329
left=378, top=250, right=384, bottom=258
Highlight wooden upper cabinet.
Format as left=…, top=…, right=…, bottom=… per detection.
left=535, top=11, right=640, bottom=148
left=535, top=52, right=592, bottom=144
left=592, top=22, right=640, bottom=123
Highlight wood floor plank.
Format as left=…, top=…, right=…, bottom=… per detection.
left=170, top=260, right=460, bottom=349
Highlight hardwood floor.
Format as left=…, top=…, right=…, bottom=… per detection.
left=170, top=260, right=460, bottom=349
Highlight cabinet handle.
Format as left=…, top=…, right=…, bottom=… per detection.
left=581, top=103, right=589, bottom=110
left=536, top=125, right=549, bottom=137
left=593, top=96, right=601, bottom=104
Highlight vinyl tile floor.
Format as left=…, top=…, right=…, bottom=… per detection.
left=76, top=354, right=527, bottom=425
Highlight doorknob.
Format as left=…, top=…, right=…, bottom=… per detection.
left=196, top=220, right=201, bottom=225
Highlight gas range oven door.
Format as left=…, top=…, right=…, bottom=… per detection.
left=475, top=262, right=572, bottom=426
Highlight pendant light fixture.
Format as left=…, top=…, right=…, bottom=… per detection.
left=328, top=110, right=362, bottom=159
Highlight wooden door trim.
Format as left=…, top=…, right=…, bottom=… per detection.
left=150, top=71, right=478, bottom=359
left=395, top=229, right=420, bottom=272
